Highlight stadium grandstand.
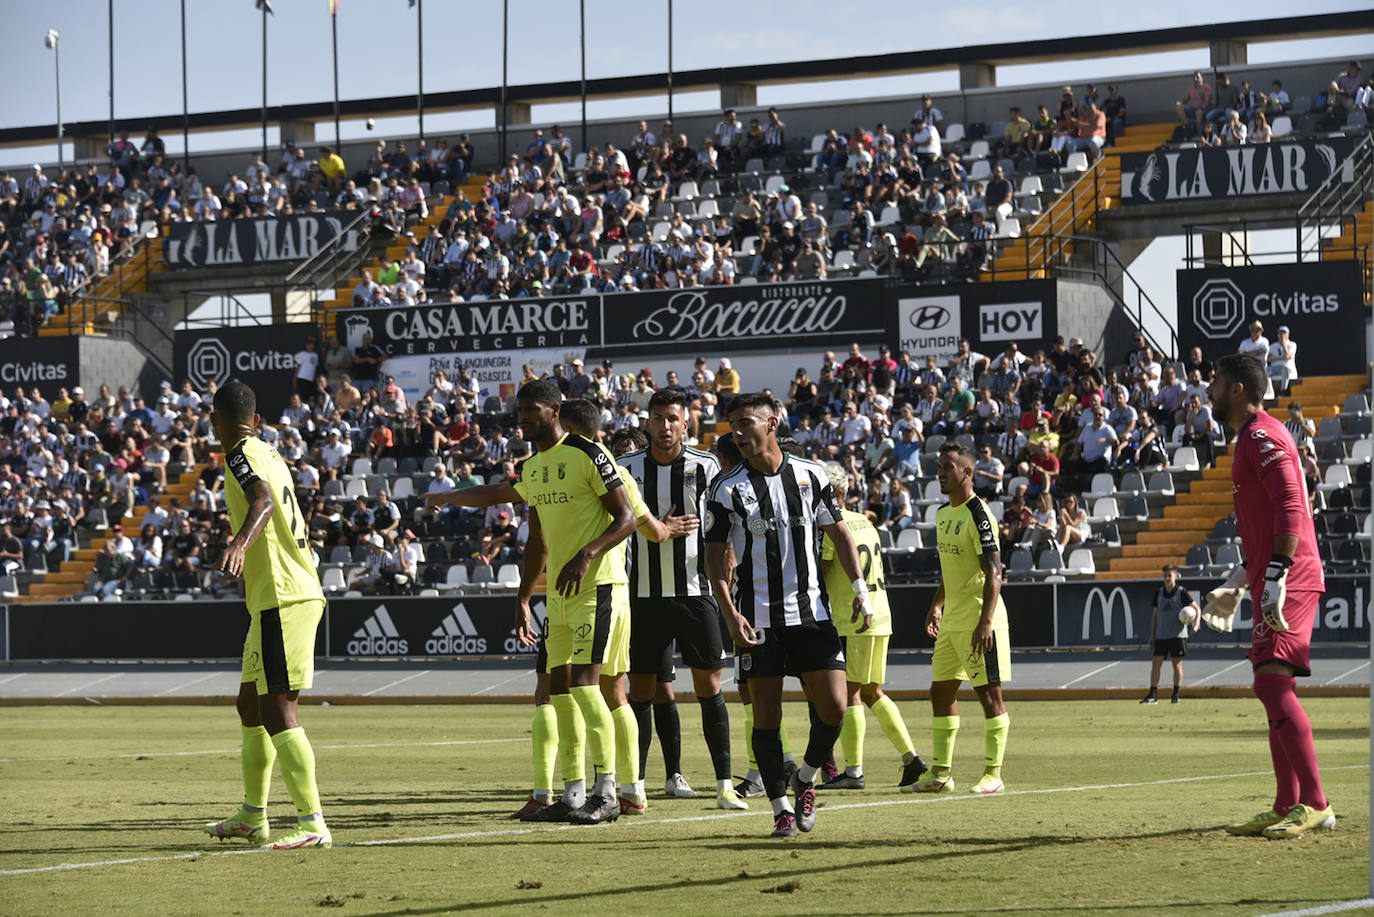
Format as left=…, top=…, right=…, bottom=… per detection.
left=0, top=11, right=1369, bottom=633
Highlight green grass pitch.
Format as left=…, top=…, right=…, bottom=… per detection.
left=0, top=698, right=1368, bottom=915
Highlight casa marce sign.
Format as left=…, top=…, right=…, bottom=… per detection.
left=1118, top=137, right=1355, bottom=205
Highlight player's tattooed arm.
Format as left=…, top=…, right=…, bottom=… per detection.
left=215, top=478, right=274, bottom=578
left=971, top=550, right=1002, bottom=654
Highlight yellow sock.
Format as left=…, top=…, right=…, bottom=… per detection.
left=743, top=703, right=757, bottom=771
left=984, top=712, right=1010, bottom=779
left=840, top=705, right=866, bottom=771
left=931, top=715, right=960, bottom=778
left=270, top=727, right=322, bottom=822
left=611, top=703, right=639, bottom=787
left=241, top=725, right=275, bottom=811
left=871, top=695, right=916, bottom=759
left=549, top=693, right=585, bottom=784
left=570, top=685, right=616, bottom=783
left=531, top=704, right=558, bottom=795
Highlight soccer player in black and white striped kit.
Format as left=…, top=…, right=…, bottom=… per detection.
left=618, top=389, right=748, bottom=811
left=705, top=393, right=874, bottom=837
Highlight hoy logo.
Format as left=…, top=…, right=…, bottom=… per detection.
left=979, top=302, right=1042, bottom=341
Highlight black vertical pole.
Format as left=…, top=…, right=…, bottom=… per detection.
left=331, top=8, right=341, bottom=149
left=662, top=0, right=667, bottom=120
left=416, top=0, right=424, bottom=141
left=579, top=0, right=587, bottom=156
left=261, top=3, right=268, bottom=165
left=500, top=0, right=508, bottom=162
left=108, top=0, right=114, bottom=145
left=180, top=0, right=189, bottom=167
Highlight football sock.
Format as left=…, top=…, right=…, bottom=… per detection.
left=630, top=698, right=653, bottom=781
left=654, top=700, right=683, bottom=775
left=530, top=703, right=558, bottom=797
left=1267, top=719, right=1299, bottom=814
left=570, top=684, right=616, bottom=780
left=563, top=778, right=587, bottom=809
left=611, top=703, right=640, bottom=787
left=594, top=771, right=616, bottom=798
left=742, top=703, right=758, bottom=771
left=549, top=693, right=586, bottom=784
left=984, top=712, right=1010, bottom=779
left=800, top=714, right=842, bottom=785
left=698, top=692, right=733, bottom=781
left=753, top=726, right=787, bottom=800
left=779, top=718, right=794, bottom=760
left=871, top=695, right=916, bottom=759
left=771, top=795, right=794, bottom=817
left=240, top=725, right=275, bottom=811
left=1254, top=674, right=1327, bottom=810
left=270, top=727, right=322, bottom=823
left=840, top=704, right=866, bottom=771
left=931, top=715, right=960, bottom=778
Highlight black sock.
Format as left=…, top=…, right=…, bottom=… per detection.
left=698, top=692, right=732, bottom=781
left=807, top=701, right=836, bottom=768
left=654, top=700, right=682, bottom=775
left=804, top=717, right=843, bottom=777
left=753, top=726, right=786, bottom=800
left=630, top=699, right=653, bottom=781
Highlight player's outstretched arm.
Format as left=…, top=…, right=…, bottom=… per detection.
left=423, top=482, right=522, bottom=514
left=514, top=507, right=547, bottom=647
left=636, top=504, right=699, bottom=544
left=214, top=479, right=274, bottom=578
left=821, top=518, right=873, bottom=634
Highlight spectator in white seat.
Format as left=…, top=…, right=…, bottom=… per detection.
left=1237, top=320, right=1268, bottom=362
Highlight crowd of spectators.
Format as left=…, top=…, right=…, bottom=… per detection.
left=1174, top=60, right=1372, bottom=143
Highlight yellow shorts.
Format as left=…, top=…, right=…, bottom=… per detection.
left=242, top=598, right=325, bottom=695
left=544, top=583, right=630, bottom=672
left=842, top=633, right=889, bottom=686
left=930, top=625, right=1012, bottom=688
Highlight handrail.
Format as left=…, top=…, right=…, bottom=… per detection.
left=1296, top=132, right=1372, bottom=262
left=283, top=209, right=376, bottom=326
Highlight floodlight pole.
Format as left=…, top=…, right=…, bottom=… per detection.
left=45, top=30, right=63, bottom=168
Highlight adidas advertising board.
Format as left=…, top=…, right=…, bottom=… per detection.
left=173, top=322, right=320, bottom=421
left=163, top=214, right=363, bottom=269
left=3, top=579, right=1369, bottom=659
left=0, top=335, right=78, bottom=400
left=1119, top=137, right=1355, bottom=206
left=1176, top=262, right=1364, bottom=374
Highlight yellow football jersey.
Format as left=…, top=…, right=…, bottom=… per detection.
left=935, top=494, right=1007, bottom=630
left=224, top=436, right=324, bottom=613
left=821, top=509, right=892, bottom=637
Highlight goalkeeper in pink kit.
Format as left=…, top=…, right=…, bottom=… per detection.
left=1201, top=354, right=1333, bottom=838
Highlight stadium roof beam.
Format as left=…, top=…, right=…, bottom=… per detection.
left=1, top=10, right=1369, bottom=152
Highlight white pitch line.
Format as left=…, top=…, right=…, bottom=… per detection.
left=51, top=673, right=121, bottom=698
left=0, top=673, right=27, bottom=687
left=0, top=736, right=523, bottom=765
left=473, top=670, right=532, bottom=695
left=1321, top=661, right=1370, bottom=687
left=1255, top=898, right=1374, bottom=917
left=361, top=670, right=431, bottom=697
left=1193, top=660, right=1249, bottom=686
left=152, top=672, right=225, bottom=697
left=1, top=764, right=1366, bottom=878
left=1058, top=660, right=1120, bottom=689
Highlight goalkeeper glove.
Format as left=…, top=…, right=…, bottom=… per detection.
left=1259, top=556, right=1292, bottom=633
left=1202, top=564, right=1247, bottom=633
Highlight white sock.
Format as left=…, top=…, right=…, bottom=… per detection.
left=532, top=789, right=551, bottom=803
left=902, top=751, right=916, bottom=765
left=845, top=765, right=863, bottom=778
left=798, top=763, right=819, bottom=785
left=782, top=752, right=796, bottom=765
left=629, top=780, right=644, bottom=798
left=771, top=796, right=794, bottom=817
left=745, top=768, right=762, bottom=784
left=717, top=778, right=732, bottom=794
left=562, top=779, right=586, bottom=808
left=595, top=772, right=616, bottom=798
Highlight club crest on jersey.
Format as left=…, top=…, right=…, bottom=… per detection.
left=798, top=482, right=811, bottom=502
left=557, top=462, right=566, bottom=479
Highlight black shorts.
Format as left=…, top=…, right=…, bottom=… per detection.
left=1153, top=637, right=1187, bottom=659
left=737, top=620, right=846, bottom=681
left=630, top=596, right=726, bottom=674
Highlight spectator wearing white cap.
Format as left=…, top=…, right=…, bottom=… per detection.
left=1266, top=325, right=1298, bottom=391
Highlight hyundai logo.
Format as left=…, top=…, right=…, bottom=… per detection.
left=907, top=305, right=951, bottom=331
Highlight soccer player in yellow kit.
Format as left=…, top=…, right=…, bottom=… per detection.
left=916, top=442, right=1011, bottom=795
left=816, top=466, right=928, bottom=792
left=202, top=381, right=331, bottom=849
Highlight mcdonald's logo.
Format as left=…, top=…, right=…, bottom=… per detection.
left=1082, top=586, right=1135, bottom=642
